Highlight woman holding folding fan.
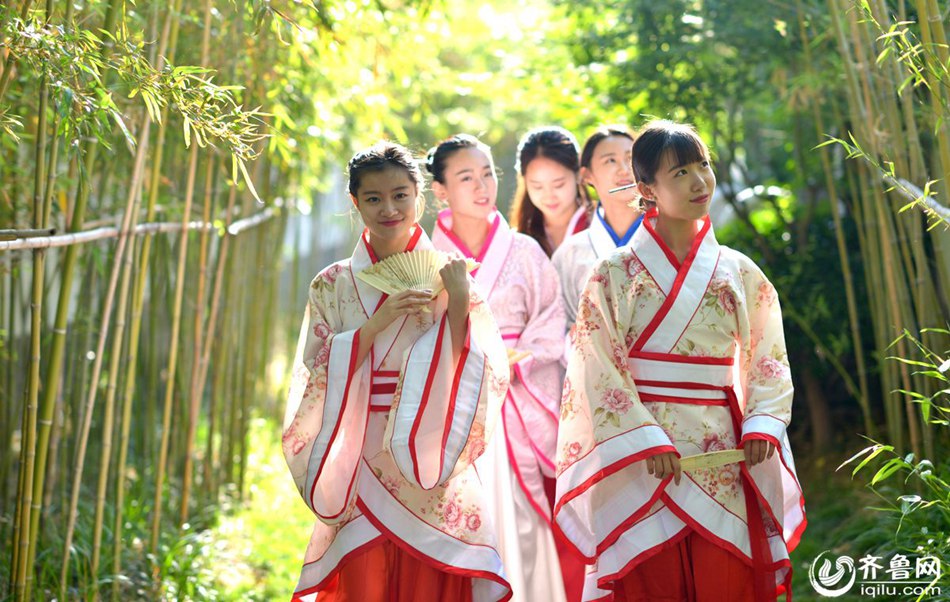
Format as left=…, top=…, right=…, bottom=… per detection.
left=281, top=141, right=511, bottom=602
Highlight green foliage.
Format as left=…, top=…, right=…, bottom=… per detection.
left=0, top=5, right=267, bottom=200
left=718, top=197, right=873, bottom=407
left=841, top=329, right=950, bottom=593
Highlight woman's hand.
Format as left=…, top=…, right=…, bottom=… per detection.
left=440, top=258, right=470, bottom=303
left=440, top=259, right=471, bottom=357
left=364, top=289, right=432, bottom=337
left=744, top=439, right=776, bottom=466
left=646, top=452, right=681, bottom=485
left=355, top=289, right=432, bottom=368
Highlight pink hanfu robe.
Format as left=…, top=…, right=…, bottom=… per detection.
left=433, top=209, right=568, bottom=602
left=554, top=209, right=806, bottom=601
left=282, top=227, right=513, bottom=602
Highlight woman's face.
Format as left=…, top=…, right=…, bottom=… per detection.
left=639, top=150, right=716, bottom=222
left=432, top=146, right=498, bottom=221
left=351, top=166, right=418, bottom=246
left=581, top=135, right=637, bottom=208
left=523, top=155, right=579, bottom=225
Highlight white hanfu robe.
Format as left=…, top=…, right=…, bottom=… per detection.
left=554, top=209, right=806, bottom=601
left=542, top=206, right=589, bottom=256
left=552, top=208, right=643, bottom=327
left=282, top=227, right=512, bottom=602
left=433, top=209, right=568, bottom=602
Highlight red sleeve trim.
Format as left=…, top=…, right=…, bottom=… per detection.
left=442, top=316, right=472, bottom=459
left=355, top=498, right=513, bottom=601
left=292, top=536, right=386, bottom=599
left=408, top=315, right=449, bottom=486
left=309, top=329, right=362, bottom=515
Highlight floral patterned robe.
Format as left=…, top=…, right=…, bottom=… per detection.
left=433, top=209, right=567, bottom=602
left=282, top=227, right=512, bottom=602
left=554, top=210, right=806, bottom=601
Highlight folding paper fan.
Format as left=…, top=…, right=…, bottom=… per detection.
left=506, top=349, right=531, bottom=365
left=679, top=449, right=746, bottom=472
left=356, top=249, right=478, bottom=297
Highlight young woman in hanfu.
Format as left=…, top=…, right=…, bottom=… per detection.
left=554, top=121, right=806, bottom=601
left=509, top=126, right=592, bottom=258
left=427, top=134, right=568, bottom=602
left=551, top=126, right=643, bottom=328
left=281, top=142, right=513, bottom=602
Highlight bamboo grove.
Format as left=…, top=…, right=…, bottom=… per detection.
left=1, top=0, right=950, bottom=600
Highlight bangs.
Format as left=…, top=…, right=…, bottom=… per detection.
left=663, top=131, right=709, bottom=170
left=632, top=120, right=712, bottom=184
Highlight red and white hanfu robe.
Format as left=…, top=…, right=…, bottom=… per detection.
left=433, top=209, right=568, bottom=602
left=554, top=210, right=806, bottom=601
left=282, top=227, right=512, bottom=602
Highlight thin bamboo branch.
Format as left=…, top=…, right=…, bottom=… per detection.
left=0, top=229, right=56, bottom=241
left=0, top=209, right=282, bottom=251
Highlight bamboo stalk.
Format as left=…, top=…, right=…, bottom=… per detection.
left=89, top=225, right=140, bottom=598
left=179, top=0, right=216, bottom=523
left=12, top=6, right=50, bottom=592
left=202, top=182, right=238, bottom=502
left=797, top=0, right=873, bottom=436
left=150, top=8, right=199, bottom=552
left=59, top=116, right=151, bottom=599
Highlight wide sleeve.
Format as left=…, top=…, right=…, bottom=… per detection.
left=508, top=245, right=567, bottom=476
left=552, top=242, right=583, bottom=328
left=736, top=262, right=806, bottom=550
left=554, top=259, right=678, bottom=560
left=737, top=267, right=794, bottom=444
left=281, top=272, right=371, bottom=524
left=385, top=288, right=508, bottom=490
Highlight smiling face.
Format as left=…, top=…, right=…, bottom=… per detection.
left=351, top=166, right=419, bottom=248
left=638, top=149, right=716, bottom=222
left=523, top=155, right=579, bottom=225
left=581, top=135, right=637, bottom=208
left=431, top=146, right=498, bottom=221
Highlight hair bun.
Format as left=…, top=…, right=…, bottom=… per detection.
left=424, top=147, right=438, bottom=175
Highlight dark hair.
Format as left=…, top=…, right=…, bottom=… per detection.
left=509, top=126, right=591, bottom=257
left=631, top=120, right=710, bottom=185
left=579, top=125, right=636, bottom=171
left=424, top=134, right=491, bottom=184
left=347, top=141, right=424, bottom=197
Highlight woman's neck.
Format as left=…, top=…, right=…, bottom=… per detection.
left=655, top=216, right=702, bottom=263
left=544, top=204, right=577, bottom=249
left=450, top=211, right=491, bottom=257
left=368, top=229, right=412, bottom=260
left=600, top=199, right=640, bottom=237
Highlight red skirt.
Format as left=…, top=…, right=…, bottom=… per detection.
left=316, top=539, right=473, bottom=602
left=614, top=531, right=754, bottom=602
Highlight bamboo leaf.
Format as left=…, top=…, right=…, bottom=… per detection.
left=870, top=457, right=906, bottom=485
left=237, top=158, right=262, bottom=204
left=183, top=116, right=191, bottom=148
left=839, top=443, right=892, bottom=476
